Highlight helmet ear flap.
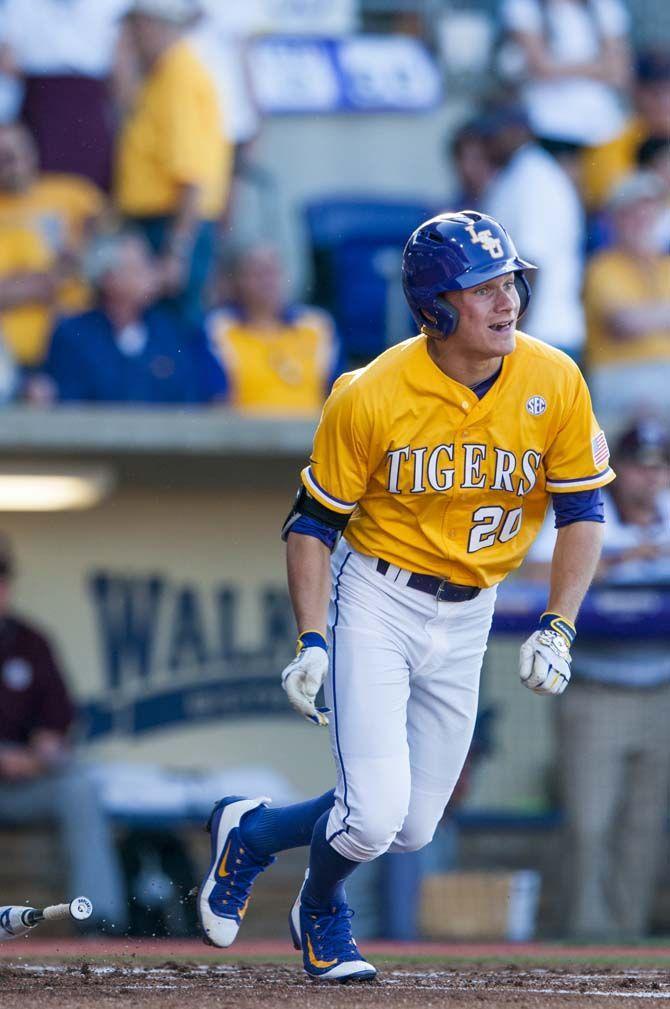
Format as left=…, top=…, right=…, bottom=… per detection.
left=515, top=273, right=532, bottom=319
left=421, top=295, right=459, bottom=339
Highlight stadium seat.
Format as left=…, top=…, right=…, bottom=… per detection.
left=304, top=196, right=436, bottom=364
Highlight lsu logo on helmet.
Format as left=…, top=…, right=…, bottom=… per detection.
left=465, top=221, right=504, bottom=259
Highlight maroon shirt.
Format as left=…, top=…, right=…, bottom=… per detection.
left=0, top=616, right=74, bottom=745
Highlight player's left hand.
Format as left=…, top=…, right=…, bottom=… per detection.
left=281, top=631, right=331, bottom=726
left=519, top=612, right=575, bottom=696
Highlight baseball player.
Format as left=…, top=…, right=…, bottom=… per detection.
left=198, top=210, right=615, bottom=980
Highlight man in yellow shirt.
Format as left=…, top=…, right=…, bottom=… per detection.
left=205, top=244, right=343, bottom=415
left=585, top=171, right=670, bottom=433
left=116, top=0, right=232, bottom=324
left=0, top=123, right=105, bottom=365
left=197, top=211, right=614, bottom=981
left=583, top=50, right=670, bottom=210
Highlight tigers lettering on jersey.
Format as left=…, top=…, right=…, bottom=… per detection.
left=302, top=332, right=615, bottom=587
left=385, top=444, right=541, bottom=497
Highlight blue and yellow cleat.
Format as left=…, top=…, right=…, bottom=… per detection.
left=289, top=872, right=377, bottom=982
left=198, top=795, right=274, bottom=948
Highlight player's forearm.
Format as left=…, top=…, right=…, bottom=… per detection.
left=286, top=532, right=332, bottom=637
left=546, top=520, right=604, bottom=623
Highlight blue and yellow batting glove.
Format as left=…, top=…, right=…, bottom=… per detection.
left=281, top=630, right=331, bottom=726
left=519, top=611, right=575, bottom=696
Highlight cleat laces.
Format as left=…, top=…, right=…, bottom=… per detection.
left=214, top=843, right=274, bottom=917
left=310, top=905, right=360, bottom=962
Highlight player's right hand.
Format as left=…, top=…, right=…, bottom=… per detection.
left=281, top=631, right=330, bottom=726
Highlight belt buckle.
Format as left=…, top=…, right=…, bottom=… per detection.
left=435, top=579, right=452, bottom=602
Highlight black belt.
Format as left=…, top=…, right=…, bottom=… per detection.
left=376, top=559, right=481, bottom=603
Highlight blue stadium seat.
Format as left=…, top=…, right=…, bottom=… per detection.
left=304, top=197, right=436, bottom=363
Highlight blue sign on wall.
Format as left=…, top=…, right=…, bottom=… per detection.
left=80, top=571, right=295, bottom=740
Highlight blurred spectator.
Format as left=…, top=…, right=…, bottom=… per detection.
left=0, top=124, right=106, bottom=368
left=447, top=118, right=496, bottom=209
left=0, top=0, right=132, bottom=189
left=526, top=419, right=670, bottom=940
left=637, top=137, right=670, bottom=251
left=0, top=125, right=106, bottom=251
left=498, top=0, right=631, bottom=147
left=0, top=534, right=127, bottom=933
left=0, top=331, right=17, bottom=403
left=189, top=1, right=266, bottom=237
left=481, top=104, right=585, bottom=357
left=190, top=1, right=261, bottom=152
left=0, top=30, right=22, bottom=125
left=583, top=49, right=670, bottom=210
left=32, top=231, right=223, bottom=405
left=116, top=0, right=233, bottom=326
left=0, top=220, right=60, bottom=369
left=584, top=172, right=670, bottom=434
left=205, top=243, right=342, bottom=415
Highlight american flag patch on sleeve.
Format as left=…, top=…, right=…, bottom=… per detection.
left=592, top=429, right=610, bottom=469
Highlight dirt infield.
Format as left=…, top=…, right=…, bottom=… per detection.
left=1, top=940, right=670, bottom=1008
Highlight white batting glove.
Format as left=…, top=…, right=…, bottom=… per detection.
left=281, top=631, right=330, bottom=726
left=519, top=612, right=575, bottom=696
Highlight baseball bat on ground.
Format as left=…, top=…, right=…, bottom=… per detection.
left=0, top=896, right=93, bottom=940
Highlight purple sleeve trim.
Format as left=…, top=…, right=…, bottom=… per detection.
left=289, top=514, right=339, bottom=551
left=553, top=488, right=605, bottom=528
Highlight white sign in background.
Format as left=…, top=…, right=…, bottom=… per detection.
left=199, top=0, right=357, bottom=36
left=263, top=0, right=358, bottom=35
left=249, top=35, right=443, bottom=114
left=250, top=39, right=341, bottom=113
left=337, top=36, right=443, bottom=110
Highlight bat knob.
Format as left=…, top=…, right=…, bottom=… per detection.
left=69, top=897, right=93, bottom=921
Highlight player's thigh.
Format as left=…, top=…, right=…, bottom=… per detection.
left=392, top=589, right=496, bottom=851
left=325, top=550, right=414, bottom=833
left=407, top=588, right=496, bottom=789
left=326, top=545, right=412, bottom=762
left=325, top=623, right=412, bottom=808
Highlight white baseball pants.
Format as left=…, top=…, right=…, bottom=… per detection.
left=324, top=541, right=497, bottom=863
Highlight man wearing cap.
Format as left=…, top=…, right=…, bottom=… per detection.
left=116, top=0, right=232, bottom=325
left=527, top=419, right=670, bottom=940
left=480, top=103, right=586, bottom=359
left=0, top=535, right=127, bottom=932
left=584, top=170, right=670, bottom=433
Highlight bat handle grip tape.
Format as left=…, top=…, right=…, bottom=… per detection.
left=41, top=904, right=70, bottom=921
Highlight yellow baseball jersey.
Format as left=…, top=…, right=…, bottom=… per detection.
left=0, top=173, right=106, bottom=317
left=0, top=224, right=53, bottom=365
left=0, top=173, right=105, bottom=247
left=116, top=40, right=231, bottom=220
left=301, top=333, right=615, bottom=588
left=582, top=118, right=646, bottom=209
left=206, top=304, right=338, bottom=416
left=585, top=249, right=670, bottom=368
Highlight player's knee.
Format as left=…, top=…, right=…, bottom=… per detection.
left=390, top=820, right=436, bottom=854
left=333, top=808, right=408, bottom=862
